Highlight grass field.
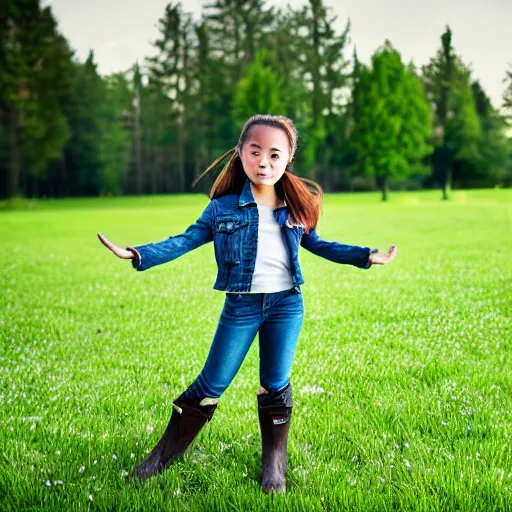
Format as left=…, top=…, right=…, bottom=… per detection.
left=1, top=189, right=511, bottom=511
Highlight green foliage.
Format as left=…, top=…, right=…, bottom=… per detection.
left=63, top=53, right=105, bottom=196
left=351, top=42, right=433, bottom=198
left=0, top=0, right=73, bottom=195
left=421, top=26, right=484, bottom=197
left=99, top=74, right=133, bottom=195
left=233, top=50, right=284, bottom=127
left=1, top=2, right=508, bottom=199
left=289, top=0, right=351, bottom=181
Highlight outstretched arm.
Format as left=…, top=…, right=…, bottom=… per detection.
left=300, top=228, right=397, bottom=268
left=97, top=200, right=216, bottom=271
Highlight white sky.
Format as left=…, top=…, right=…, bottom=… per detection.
left=44, top=0, right=511, bottom=110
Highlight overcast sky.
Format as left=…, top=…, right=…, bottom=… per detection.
left=44, top=0, right=511, bottom=110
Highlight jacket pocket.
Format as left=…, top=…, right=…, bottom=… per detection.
left=214, top=215, right=247, bottom=265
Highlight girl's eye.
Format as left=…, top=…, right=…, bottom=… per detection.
left=251, top=152, right=259, bottom=156
left=271, top=154, right=279, bottom=159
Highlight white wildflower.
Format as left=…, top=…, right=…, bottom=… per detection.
left=79, top=466, right=85, bottom=473
left=130, top=453, right=135, bottom=459
left=112, top=454, right=118, bottom=461
left=403, top=459, right=412, bottom=470
left=146, top=425, right=154, bottom=434
left=55, top=450, right=61, bottom=456
left=301, top=385, right=325, bottom=394
left=45, top=480, right=52, bottom=487
left=88, top=494, right=93, bottom=502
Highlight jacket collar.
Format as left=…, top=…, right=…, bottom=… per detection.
left=238, top=177, right=288, bottom=210
left=239, top=178, right=256, bottom=207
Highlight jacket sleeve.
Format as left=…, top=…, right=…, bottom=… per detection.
left=127, top=200, right=216, bottom=271
left=300, top=228, right=378, bottom=269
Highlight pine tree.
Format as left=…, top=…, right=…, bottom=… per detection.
left=99, top=72, right=133, bottom=195
left=287, top=0, right=351, bottom=184
left=503, top=65, right=512, bottom=114
left=1, top=0, right=73, bottom=198
left=146, top=1, right=197, bottom=192
left=233, top=50, right=284, bottom=127
left=422, top=26, right=481, bottom=199
left=63, top=52, right=105, bottom=196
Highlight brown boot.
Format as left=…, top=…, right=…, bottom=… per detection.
left=133, top=390, right=218, bottom=482
left=257, top=383, right=292, bottom=493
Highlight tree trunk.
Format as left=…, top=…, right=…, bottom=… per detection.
left=135, top=89, right=143, bottom=194
left=442, top=166, right=451, bottom=200
left=8, top=106, right=21, bottom=199
left=381, top=176, right=389, bottom=201
left=177, top=116, right=185, bottom=192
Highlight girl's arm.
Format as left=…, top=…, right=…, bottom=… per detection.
left=300, top=228, right=378, bottom=269
left=126, top=200, right=216, bottom=271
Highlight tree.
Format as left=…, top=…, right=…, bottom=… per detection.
left=0, top=0, right=73, bottom=198
left=146, top=1, right=197, bottom=192
left=99, top=72, right=133, bottom=195
left=350, top=41, right=433, bottom=201
left=288, top=0, right=351, bottom=184
left=233, top=50, right=284, bottom=127
left=504, top=65, right=512, bottom=116
left=63, top=52, right=105, bottom=196
left=422, top=26, right=481, bottom=199
left=459, top=81, right=510, bottom=187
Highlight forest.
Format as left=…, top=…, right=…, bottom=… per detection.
left=1, top=0, right=511, bottom=201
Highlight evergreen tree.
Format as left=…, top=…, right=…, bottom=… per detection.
left=233, top=49, right=284, bottom=127
left=504, top=65, right=512, bottom=115
left=146, top=1, right=196, bottom=192
left=286, top=0, right=351, bottom=185
left=63, top=52, right=105, bottom=196
left=422, top=26, right=481, bottom=199
left=201, top=0, right=276, bottom=155
left=460, top=81, right=510, bottom=187
left=1, top=0, right=73, bottom=198
left=99, top=72, right=133, bottom=195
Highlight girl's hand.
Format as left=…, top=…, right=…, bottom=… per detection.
left=97, top=232, right=134, bottom=259
left=369, top=245, right=398, bottom=265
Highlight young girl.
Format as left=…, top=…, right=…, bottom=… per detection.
left=97, top=114, right=397, bottom=493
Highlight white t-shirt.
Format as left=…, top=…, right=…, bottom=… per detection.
left=248, top=204, right=294, bottom=293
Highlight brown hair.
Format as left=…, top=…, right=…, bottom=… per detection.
left=192, top=114, right=323, bottom=232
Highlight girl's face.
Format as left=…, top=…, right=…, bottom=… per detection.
left=238, top=125, right=291, bottom=187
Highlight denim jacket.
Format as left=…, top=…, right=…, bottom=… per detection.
left=128, top=178, right=378, bottom=292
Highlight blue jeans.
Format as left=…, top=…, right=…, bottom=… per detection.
left=185, top=287, right=304, bottom=399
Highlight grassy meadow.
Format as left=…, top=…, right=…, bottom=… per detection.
left=1, top=188, right=511, bottom=511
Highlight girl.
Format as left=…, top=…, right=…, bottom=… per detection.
left=97, top=114, right=397, bottom=493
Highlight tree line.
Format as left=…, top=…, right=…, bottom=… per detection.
left=1, top=0, right=511, bottom=201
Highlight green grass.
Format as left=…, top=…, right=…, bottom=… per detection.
left=1, top=188, right=511, bottom=511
